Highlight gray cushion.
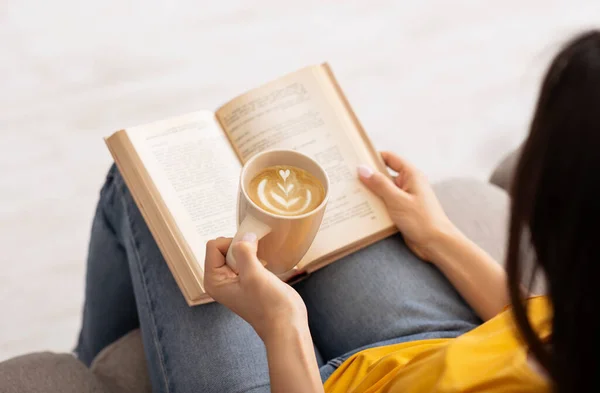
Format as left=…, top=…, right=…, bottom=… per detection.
left=490, top=148, right=521, bottom=192
left=0, top=352, right=111, bottom=393
left=434, top=177, right=545, bottom=294
left=491, top=148, right=547, bottom=294
left=434, top=178, right=509, bottom=265
left=91, top=329, right=151, bottom=393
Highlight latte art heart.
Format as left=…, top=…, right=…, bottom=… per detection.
left=248, top=165, right=325, bottom=216
left=279, top=169, right=290, bottom=181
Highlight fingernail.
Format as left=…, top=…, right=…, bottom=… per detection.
left=357, top=165, right=374, bottom=178
left=240, top=232, right=257, bottom=244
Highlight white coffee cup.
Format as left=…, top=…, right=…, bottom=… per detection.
left=225, top=149, right=330, bottom=274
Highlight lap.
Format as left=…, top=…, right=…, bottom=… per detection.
left=99, top=167, right=505, bottom=390
left=297, top=178, right=509, bottom=363
left=295, top=234, right=480, bottom=362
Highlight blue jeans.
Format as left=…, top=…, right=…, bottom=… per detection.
left=75, top=165, right=480, bottom=392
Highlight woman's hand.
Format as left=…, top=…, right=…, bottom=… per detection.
left=357, top=151, right=457, bottom=262
left=204, top=236, right=324, bottom=393
left=359, top=151, right=509, bottom=320
left=203, top=234, right=307, bottom=341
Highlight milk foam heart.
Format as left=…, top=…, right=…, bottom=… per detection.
left=247, top=165, right=325, bottom=216
left=279, top=169, right=290, bottom=181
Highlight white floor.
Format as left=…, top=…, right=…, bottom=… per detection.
left=1, top=0, right=598, bottom=361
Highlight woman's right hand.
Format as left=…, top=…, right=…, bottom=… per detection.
left=204, top=236, right=324, bottom=393
left=203, top=235, right=308, bottom=342
left=357, top=151, right=457, bottom=262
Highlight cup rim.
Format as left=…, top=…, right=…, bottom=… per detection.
left=240, top=149, right=330, bottom=220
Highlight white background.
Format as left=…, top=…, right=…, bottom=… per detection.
left=1, top=0, right=599, bottom=361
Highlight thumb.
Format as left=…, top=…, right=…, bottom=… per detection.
left=357, top=164, right=406, bottom=204
left=231, top=233, right=263, bottom=276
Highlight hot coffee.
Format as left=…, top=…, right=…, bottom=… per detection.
left=247, top=165, right=325, bottom=217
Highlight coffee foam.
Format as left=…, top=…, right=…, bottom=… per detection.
left=248, top=165, right=325, bottom=216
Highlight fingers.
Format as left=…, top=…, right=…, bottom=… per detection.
left=231, top=233, right=263, bottom=276
left=205, top=237, right=232, bottom=270
left=357, top=164, right=407, bottom=204
left=393, top=170, right=409, bottom=190
left=381, top=151, right=424, bottom=192
left=380, top=151, right=414, bottom=174
left=213, top=237, right=232, bottom=254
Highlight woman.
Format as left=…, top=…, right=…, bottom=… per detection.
left=76, top=31, right=599, bottom=392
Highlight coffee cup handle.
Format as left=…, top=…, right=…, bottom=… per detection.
left=225, top=214, right=272, bottom=273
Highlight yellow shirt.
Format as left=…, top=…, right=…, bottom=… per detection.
left=324, top=296, right=551, bottom=393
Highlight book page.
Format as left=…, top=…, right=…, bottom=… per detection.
left=126, top=111, right=240, bottom=270
left=215, top=66, right=394, bottom=266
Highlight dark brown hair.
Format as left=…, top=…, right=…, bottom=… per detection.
left=507, top=30, right=600, bottom=392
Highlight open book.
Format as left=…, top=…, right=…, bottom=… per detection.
left=105, top=63, right=397, bottom=305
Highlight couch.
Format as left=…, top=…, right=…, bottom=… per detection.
left=0, top=149, right=520, bottom=393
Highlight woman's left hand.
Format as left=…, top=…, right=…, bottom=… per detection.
left=358, top=151, right=456, bottom=262
left=203, top=235, right=308, bottom=341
